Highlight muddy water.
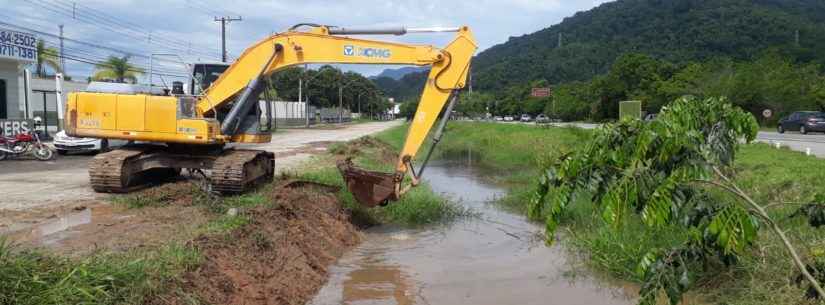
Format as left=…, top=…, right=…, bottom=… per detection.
left=311, top=162, right=635, bottom=305
left=9, top=205, right=116, bottom=246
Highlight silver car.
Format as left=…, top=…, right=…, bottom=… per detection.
left=53, top=131, right=129, bottom=155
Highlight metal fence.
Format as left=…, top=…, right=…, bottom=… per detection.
left=259, top=100, right=352, bottom=127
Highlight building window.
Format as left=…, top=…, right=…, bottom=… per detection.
left=0, top=79, right=6, bottom=119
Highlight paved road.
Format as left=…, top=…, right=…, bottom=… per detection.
left=493, top=120, right=825, bottom=157
left=756, top=131, right=825, bottom=158
left=0, top=120, right=402, bottom=211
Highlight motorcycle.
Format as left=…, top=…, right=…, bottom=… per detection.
left=0, top=123, right=54, bottom=161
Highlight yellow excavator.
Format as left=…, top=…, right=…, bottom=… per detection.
left=65, top=24, right=477, bottom=207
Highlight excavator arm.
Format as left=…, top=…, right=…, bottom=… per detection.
left=201, top=25, right=478, bottom=206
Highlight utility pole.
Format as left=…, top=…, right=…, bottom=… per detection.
left=795, top=29, right=800, bottom=46
left=558, top=32, right=563, bottom=48
left=468, top=65, right=473, bottom=94
left=214, top=16, right=242, bottom=62
left=58, top=25, right=65, bottom=73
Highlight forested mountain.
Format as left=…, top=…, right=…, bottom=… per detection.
left=372, top=66, right=427, bottom=80
left=371, top=70, right=429, bottom=101
left=472, top=0, right=825, bottom=91
left=378, top=0, right=825, bottom=121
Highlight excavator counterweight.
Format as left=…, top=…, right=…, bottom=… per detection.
left=66, top=24, right=477, bottom=206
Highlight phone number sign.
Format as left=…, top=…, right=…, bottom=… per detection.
left=0, top=27, right=38, bottom=62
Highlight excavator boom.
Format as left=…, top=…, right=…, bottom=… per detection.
left=65, top=24, right=477, bottom=205
left=200, top=25, right=477, bottom=206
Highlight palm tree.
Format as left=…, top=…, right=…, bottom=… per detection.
left=35, top=41, right=62, bottom=77
left=92, top=56, right=143, bottom=83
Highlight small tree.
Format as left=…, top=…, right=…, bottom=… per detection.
left=34, top=41, right=61, bottom=77
left=530, top=96, right=824, bottom=304
left=92, top=56, right=142, bottom=84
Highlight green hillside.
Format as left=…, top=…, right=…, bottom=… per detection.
left=375, top=0, right=825, bottom=121
left=472, top=0, right=825, bottom=91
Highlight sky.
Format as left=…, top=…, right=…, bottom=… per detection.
left=2, top=0, right=614, bottom=84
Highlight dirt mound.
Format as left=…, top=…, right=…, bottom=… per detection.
left=162, top=182, right=361, bottom=305
left=126, top=180, right=200, bottom=207
left=331, top=136, right=397, bottom=163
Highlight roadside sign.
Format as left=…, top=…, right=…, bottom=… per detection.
left=762, top=109, right=772, bottom=118
left=0, top=27, right=38, bottom=62
left=531, top=87, right=552, bottom=98
left=0, top=119, right=35, bottom=136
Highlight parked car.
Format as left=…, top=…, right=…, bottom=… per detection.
left=778, top=111, right=825, bottom=134
left=520, top=114, right=532, bottom=122
left=53, top=131, right=129, bottom=155
left=494, top=116, right=503, bottom=121
left=503, top=115, right=514, bottom=121
left=535, top=114, right=550, bottom=124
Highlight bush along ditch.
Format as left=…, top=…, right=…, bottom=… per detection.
left=529, top=96, right=825, bottom=304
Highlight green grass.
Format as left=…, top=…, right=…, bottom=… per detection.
left=390, top=121, right=825, bottom=305
left=299, top=159, right=473, bottom=226
left=0, top=238, right=200, bottom=305
left=2, top=184, right=269, bottom=305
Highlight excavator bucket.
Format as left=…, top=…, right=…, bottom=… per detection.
left=337, top=159, right=398, bottom=207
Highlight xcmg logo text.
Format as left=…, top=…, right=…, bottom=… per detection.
left=343, top=45, right=391, bottom=58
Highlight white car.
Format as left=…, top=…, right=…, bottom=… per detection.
left=53, top=131, right=129, bottom=155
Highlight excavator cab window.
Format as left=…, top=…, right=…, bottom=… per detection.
left=177, top=96, right=197, bottom=119
left=190, top=63, right=230, bottom=95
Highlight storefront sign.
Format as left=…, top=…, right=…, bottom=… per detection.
left=0, top=119, right=34, bottom=136
left=0, top=27, right=38, bottom=62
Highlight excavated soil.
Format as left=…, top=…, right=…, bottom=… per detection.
left=157, top=182, right=362, bottom=305
left=330, top=136, right=397, bottom=164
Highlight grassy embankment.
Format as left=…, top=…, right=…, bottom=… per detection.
left=0, top=132, right=465, bottom=304
left=375, top=121, right=825, bottom=305
left=0, top=183, right=275, bottom=305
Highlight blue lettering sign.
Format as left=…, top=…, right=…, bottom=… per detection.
left=0, top=28, right=37, bottom=62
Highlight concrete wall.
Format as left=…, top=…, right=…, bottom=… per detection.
left=0, top=60, right=21, bottom=119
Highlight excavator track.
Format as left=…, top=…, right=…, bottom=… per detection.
left=211, top=149, right=275, bottom=193
left=89, top=147, right=274, bottom=194
left=88, top=147, right=180, bottom=193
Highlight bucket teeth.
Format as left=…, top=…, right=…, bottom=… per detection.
left=337, top=159, right=397, bottom=207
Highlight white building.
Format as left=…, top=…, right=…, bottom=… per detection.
left=0, top=26, right=37, bottom=120
left=1, top=26, right=89, bottom=134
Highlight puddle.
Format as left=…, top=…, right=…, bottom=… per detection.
left=311, top=161, right=635, bottom=305
left=9, top=204, right=127, bottom=247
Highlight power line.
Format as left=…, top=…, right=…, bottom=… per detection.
left=0, top=20, right=187, bottom=66
left=38, top=50, right=189, bottom=79
left=25, top=0, right=220, bottom=59
left=47, top=0, right=219, bottom=55
left=40, top=41, right=188, bottom=77
left=30, top=26, right=190, bottom=79
left=53, top=0, right=221, bottom=55
left=214, top=16, right=242, bottom=63
left=187, top=0, right=241, bottom=18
